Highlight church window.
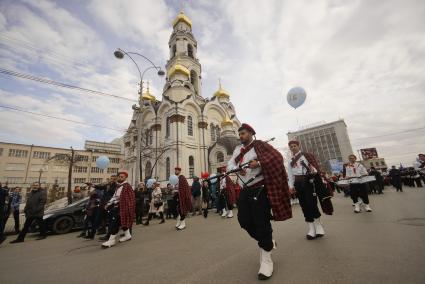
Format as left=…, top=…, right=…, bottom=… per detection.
left=187, top=116, right=193, bottom=136
left=166, top=157, right=170, bottom=180
left=188, top=44, right=194, bottom=58
left=216, top=126, right=221, bottom=139
left=189, top=156, right=194, bottom=178
left=172, top=44, right=177, bottom=58
left=210, top=123, right=216, bottom=141
left=217, top=152, right=224, bottom=163
left=145, top=161, right=152, bottom=179
left=166, top=117, right=170, bottom=138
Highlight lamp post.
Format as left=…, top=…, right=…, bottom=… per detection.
left=114, top=48, right=165, bottom=184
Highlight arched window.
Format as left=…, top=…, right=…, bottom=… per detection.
left=216, top=126, right=221, bottom=139
left=210, top=123, right=216, bottom=141
left=149, top=129, right=153, bottom=145
left=166, top=157, right=170, bottom=180
left=216, top=152, right=224, bottom=163
left=189, top=156, right=195, bottom=178
left=166, top=117, right=170, bottom=138
left=172, top=45, right=177, bottom=58
left=187, top=115, right=193, bottom=136
left=190, top=70, right=198, bottom=93
left=145, top=129, right=149, bottom=145
left=188, top=44, right=193, bottom=58
left=145, top=161, right=152, bottom=180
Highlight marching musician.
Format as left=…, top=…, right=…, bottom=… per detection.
left=343, top=154, right=373, bottom=213
left=174, top=166, right=192, bottom=231
left=227, top=123, right=292, bottom=280
left=287, top=140, right=333, bottom=240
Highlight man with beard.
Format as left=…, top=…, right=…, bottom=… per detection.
left=227, top=123, right=292, bottom=280
left=101, top=171, right=135, bottom=248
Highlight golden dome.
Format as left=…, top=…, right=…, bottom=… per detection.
left=141, top=82, right=156, bottom=102
left=221, top=118, right=233, bottom=127
left=168, top=63, right=190, bottom=78
left=172, top=11, right=192, bottom=28
left=214, top=80, right=230, bottom=98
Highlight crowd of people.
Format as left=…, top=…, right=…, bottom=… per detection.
left=1, top=123, right=424, bottom=280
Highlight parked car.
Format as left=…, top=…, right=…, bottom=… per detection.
left=37, top=197, right=89, bottom=234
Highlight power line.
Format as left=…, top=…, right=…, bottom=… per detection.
left=0, top=68, right=138, bottom=103
left=351, top=126, right=425, bottom=141
left=0, top=104, right=126, bottom=132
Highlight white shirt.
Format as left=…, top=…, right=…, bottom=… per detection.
left=228, top=142, right=264, bottom=187
left=344, top=162, right=368, bottom=178
left=287, top=151, right=317, bottom=188
left=107, top=182, right=125, bottom=206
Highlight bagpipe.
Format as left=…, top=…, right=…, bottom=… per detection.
left=300, top=160, right=334, bottom=215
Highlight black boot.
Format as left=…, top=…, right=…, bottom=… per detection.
left=203, top=209, right=208, bottom=218
left=159, top=213, right=165, bottom=224
left=77, top=231, right=86, bottom=238
left=143, top=214, right=152, bottom=226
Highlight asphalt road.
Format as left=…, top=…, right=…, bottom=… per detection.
left=1, top=186, right=425, bottom=284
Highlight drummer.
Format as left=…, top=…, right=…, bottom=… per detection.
left=342, top=154, right=373, bottom=213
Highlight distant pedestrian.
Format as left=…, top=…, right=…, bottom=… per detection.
left=10, top=187, right=22, bottom=234
left=191, top=177, right=202, bottom=216
left=0, top=183, right=9, bottom=245
left=10, top=182, right=47, bottom=243
left=143, top=181, right=165, bottom=225
left=135, top=182, right=145, bottom=225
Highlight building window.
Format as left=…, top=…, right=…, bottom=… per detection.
left=75, top=155, right=88, bottom=162
left=145, top=161, right=152, bottom=179
left=166, top=157, right=170, bottom=180
left=5, top=163, right=26, bottom=171
left=92, top=156, right=98, bottom=162
left=74, top=178, right=86, bottom=184
left=90, top=178, right=103, bottom=183
left=370, top=162, right=374, bottom=167
left=0, top=148, right=3, bottom=156
left=33, top=151, right=50, bottom=159
left=166, top=117, right=170, bottom=138
left=91, top=167, right=104, bottom=173
left=189, top=156, right=194, bottom=178
left=188, top=44, right=194, bottom=58
left=210, top=123, right=216, bottom=141
left=216, top=152, right=224, bottom=163
left=110, top=158, right=120, bottom=164
left=149, top=129, right=153, bottom=145
left=187, top=116, right=193, bottom=136
left=375, top=162, right=380, bottom=166
left=381, top=161, right=385, bottom=166
left=107, top=168, right=119, bottom=174
left=73, top=166, right=88, bottom=173
left=8, top=149, right=28, bottom=158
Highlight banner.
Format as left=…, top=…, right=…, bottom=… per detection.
left=360, top=148, right=379, bottom=160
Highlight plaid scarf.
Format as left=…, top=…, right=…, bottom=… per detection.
left=178, top=175, right=192, bottom=215
left=119, top=182, right=136, bottom=229
left=253, top=140, right=292, bottom=221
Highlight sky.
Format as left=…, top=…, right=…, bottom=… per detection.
left=0, top=0, right=424, bottom=167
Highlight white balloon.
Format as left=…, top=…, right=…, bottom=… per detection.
left=287, top=87, right=307, bottom=109
left=169, top=175, right=179, bottom=186
left=95, top=156, right=110, bottom=170
left=146, top=178, right=156, bottom=188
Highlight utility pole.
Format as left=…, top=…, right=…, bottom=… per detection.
left=67, top=147, right=75, bottom=205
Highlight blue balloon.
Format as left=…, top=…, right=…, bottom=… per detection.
left=169, top=175, right=179, bottom=186
left=287, top=87, right=307, bottom=109
left=146, top=178, right=156, bottom=188
left=95, top=156, right=110, bottom=170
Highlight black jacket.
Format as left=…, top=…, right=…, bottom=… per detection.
left=24, top=189, right=47, bottom=218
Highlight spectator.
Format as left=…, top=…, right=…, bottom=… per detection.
left=0, top=182, right=9, bottom=245
left=10, top=182, right=47, bottom=243
left=166, top=183, right=177, bottom=219
left=10, top=187, right=22, bottom=234
left=201, top=180, right=210, bottom=218
left=191, top=177, right=202, bottom=216
left=135, top=182, right=145, bottom=225
left=143, top=181, right=165, bottom=225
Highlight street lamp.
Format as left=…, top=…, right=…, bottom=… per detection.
left=114, top=48, right=165, bottom=184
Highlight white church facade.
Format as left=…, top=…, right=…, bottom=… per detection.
left=122, top=12, right=242, bottom=186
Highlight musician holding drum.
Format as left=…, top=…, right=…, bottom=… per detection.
left=342, top=154, right=373, bottom=213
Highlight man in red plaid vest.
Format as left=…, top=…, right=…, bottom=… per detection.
left=101, top=170, right=135, bottom=248
left=228, top=123, right=292, bottom=281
